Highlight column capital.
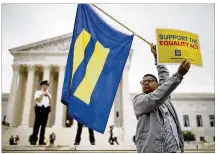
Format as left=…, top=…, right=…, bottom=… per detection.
left=43, top=65, right=52, bottom=70
left=26, top=65, right=36, bottom=71
left=19, top=65, right=27, bottom=74
left=12, top=64, right=20, bottom=72
left=57, top=65, right=65, bottom=70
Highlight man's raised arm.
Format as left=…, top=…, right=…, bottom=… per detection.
left=151, top=44, right=170, bottom=85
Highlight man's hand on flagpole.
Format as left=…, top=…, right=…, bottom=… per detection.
left=150, top=43, right=157, bottom=60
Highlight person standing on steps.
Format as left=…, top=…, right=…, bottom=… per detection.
left=29, top=80, right=51, bottom=145
left=9, top=135, right=15, bottom=145
left=108, top=125, right=114, bottom=145
left=49, top=132, right=56, bottom=145
left=74, top=121, right=95, bottom=145
left=112, top=125, right=119, bottom=145
left=15, top=135, right=19, bottom=145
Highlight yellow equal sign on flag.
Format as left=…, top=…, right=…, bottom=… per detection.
left=72, top=29, right=91, bottom=77
left=72, top=29, right=110, bottom=104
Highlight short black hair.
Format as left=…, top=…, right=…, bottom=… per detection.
left=143, top=74, right=158, bottom=83
left=40, top=80, right=50, bottom=86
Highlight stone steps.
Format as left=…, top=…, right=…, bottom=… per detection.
left=3, top=126, right=215, bottom=152
left=2, top=126, right=125, bottom=146
left=2, top=145, right=215, bottom=153
left=2, top=145, right=136, bottom=152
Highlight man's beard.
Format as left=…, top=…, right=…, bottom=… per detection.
left=143, top=86, right=152, bottom=94
left=144, top=91, right=151, bottom=94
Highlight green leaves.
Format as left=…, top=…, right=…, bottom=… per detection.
left=182, top=130, right=196, bottom=141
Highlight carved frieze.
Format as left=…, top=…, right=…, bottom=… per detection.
left=19, top=37, right=72, bottom=52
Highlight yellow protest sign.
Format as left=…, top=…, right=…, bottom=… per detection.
left=156, top=28, right=202, bottom=66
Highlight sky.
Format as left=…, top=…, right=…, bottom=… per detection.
left=1, top=3, right=215, bottom=94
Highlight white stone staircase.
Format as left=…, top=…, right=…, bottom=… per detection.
left=3, top=145, right=137, bottom=153
left=2, top=126, right=215, bottom=153
left=2, top=145, right=215, bottom=153
left=2, top=126, right=125, bottom=146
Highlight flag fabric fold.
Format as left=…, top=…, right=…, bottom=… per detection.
left=61, top=4, right=133, bottom=133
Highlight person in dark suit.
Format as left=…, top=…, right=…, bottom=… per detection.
left=108, top=125, right=114, bottom=145
left=9, top=135, right=15, bottom=145
left=49, top=132, right=56, bottom=145
left=15, top=135, right=19, bottom=145
left=74, top=122, right=95, bottom=145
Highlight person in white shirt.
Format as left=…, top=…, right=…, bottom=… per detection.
left=29, top=80, right=51, bottom=145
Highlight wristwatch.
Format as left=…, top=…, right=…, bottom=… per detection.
left=154, top=59, right=158, bottom=65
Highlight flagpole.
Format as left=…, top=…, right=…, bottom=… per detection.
left=91, top=4, right=152, bottom=46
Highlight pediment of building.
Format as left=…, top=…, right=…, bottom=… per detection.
left=10, top=33, right=73, bottom=52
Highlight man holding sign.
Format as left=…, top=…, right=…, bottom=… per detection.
left=133, top=44, right=191, bottom=153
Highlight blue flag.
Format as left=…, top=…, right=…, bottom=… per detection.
left=61, top=4, right=134, bottom=133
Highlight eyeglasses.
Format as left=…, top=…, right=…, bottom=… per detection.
left=140, top=79, right=155, bottom=85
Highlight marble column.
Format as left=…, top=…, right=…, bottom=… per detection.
left=114, top=83, right=122, bottom=127
left=53, top=66, right=65, bottom=128
left=29, top=70, right=40, bottom=127
left=122, top=62, right=133, bottom=144
left=20, top=65, right=36, bottom=126
left=6, top=64, right=20, bottom=126
left=48, top=69, right=57, bottom=127
left=43, top=65, right=51, bottom=81
left=13, top=67, right=27, bottom=126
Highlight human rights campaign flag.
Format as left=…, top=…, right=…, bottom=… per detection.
left=61, top=4, right=133, bottom=133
